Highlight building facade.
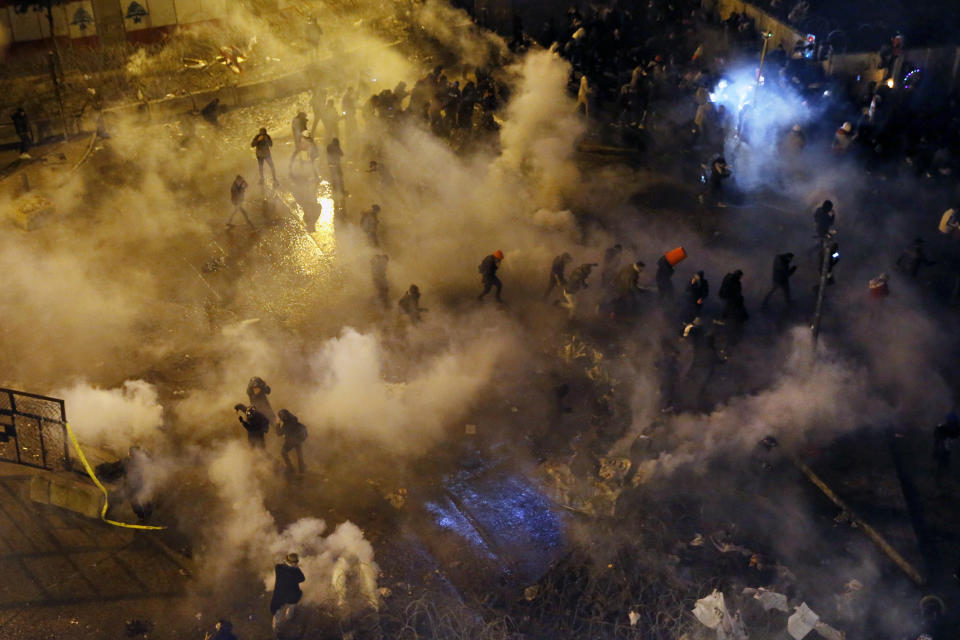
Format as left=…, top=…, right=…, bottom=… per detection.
left=0, top=0, right=226, bottom=47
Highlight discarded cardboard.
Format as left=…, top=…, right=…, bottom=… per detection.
left=787, top=603, right=819, bottom=639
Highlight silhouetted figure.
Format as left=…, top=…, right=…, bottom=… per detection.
left=276, top=409, right=307, bottom=475
left=477, top=250, right=505, bottom=302
left=399, top=284, right=425, bottom=323
left=271, top=553, right=305, bottom=632
left=11, top=107, right=32, bottom=156
left=762, top=253, right=796, bottom=308
left=235, top=404, right=269, bottom=448
left=544, top=252, right=573, bottom=300
left=251, top=128, right=278, bottom=184
left=226, top=175, right=254, bottom=229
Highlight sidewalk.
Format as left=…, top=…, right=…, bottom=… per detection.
left=0, top=462, right=196, bottom=639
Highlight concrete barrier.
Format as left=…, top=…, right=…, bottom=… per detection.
left=29, top=472, right=102, bottom=519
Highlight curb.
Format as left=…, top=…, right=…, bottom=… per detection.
left=28, top=472, right=102, bottom=520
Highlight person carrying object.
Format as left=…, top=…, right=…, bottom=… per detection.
left=235, top=404, right=269, bottom=448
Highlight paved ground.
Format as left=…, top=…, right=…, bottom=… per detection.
left=0, top=464, right=197, bottom=640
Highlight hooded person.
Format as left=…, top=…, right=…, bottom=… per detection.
left=271, top=552, right=306, bottom=627
left=235, top=404, right=269, bottom=449
left=276, top=409, right=307, bottom=475
left=814, top=200, right=836, bottom=238
left=246, top=377, right=276, bottom=424
left=718, top=269, right=747, bottom=322
left=477, top=250, right=505, bottom=302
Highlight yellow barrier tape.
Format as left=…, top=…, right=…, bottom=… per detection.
left=64, top=422, right=166, bottom=531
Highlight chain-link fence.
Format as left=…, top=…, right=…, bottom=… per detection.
left=0, top=388, right=70, bottom=471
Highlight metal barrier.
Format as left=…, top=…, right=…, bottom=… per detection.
left=0, top=388, right=71, bottom=471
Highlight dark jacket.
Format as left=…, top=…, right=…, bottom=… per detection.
left=270, top=563, right=305, bottom=613
left=478, top=254, right=499, bottom=280
left=686, top=276, right=709, bottom=304
left=656, top=255, right=675, bottom=296
left=239, top=408, right=269, bottom=436
left=277, top=415, right=308, bottom=445
left=230, top=177, right=247, bottom=205
left=12, top=108, right=30, bottom=135
left=772, top=254, right=796, bottom=285
left=813, top=205, right=834, bottom=237
left=251, top=133, right=273, bottom=158
left=550, top=255, right=569, bottom=286
left=718, top=272, right=742, bottom=301
left=565, top=263, right=597, bottom=292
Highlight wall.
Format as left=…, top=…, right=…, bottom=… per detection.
left=0, top=0, right=225, bottom=46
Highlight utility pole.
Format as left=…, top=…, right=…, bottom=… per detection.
left=810, top=239, right=831, bottom=348
left=47, top=51, right=69, bottom=141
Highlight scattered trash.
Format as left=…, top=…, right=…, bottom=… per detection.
left=628, top=610, right=640, bottom=626
left=787, top=603, right=819, bottom=639
left=523, top=585, right=539, bottom=600
left=379, top=586, right=392, bottom=598
left=693, top=590, right=728, bottom=629
left=693, top=590, right=748, bottom=640
left=690, top=533, right=705, bottom=546
left=742, top=587, right=789, bottom=612
left=813, top=620, right=845, bottom=640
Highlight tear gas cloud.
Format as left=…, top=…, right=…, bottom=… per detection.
left=709, top=64, right=817, bottom=188
left=0, top=0, right=956, bottom=633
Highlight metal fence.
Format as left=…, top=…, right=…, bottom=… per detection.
left=0, top=388, right=71, bottom=471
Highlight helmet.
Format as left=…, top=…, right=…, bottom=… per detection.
left=493, top=250, right=504, bottom=260
left=841, top=122, right=852, bottom=133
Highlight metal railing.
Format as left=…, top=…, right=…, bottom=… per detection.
left=0, top=387, right=71, bottom=471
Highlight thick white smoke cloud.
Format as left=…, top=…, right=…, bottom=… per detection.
left=205, top=442, right=378, bottom=612
left=56, top=379, right=164, bottom=450
left=302, top=326, right=506, bottom=452
left=709, top=65, right=815, bottom=188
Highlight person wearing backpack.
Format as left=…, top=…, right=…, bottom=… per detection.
left=276, top=409, right=308, bottom=475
